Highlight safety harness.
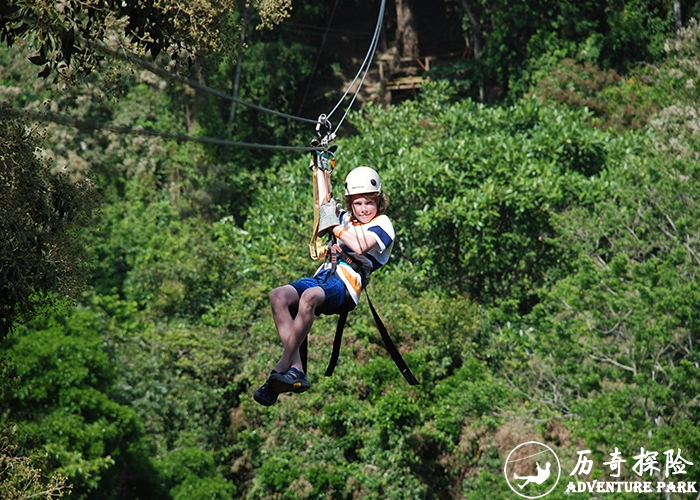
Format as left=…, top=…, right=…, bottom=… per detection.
left=301, top=130, right=419, bottom=386
left=325, top=250, right=419, bottom=385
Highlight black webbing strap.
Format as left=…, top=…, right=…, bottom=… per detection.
left=300, top=337, right=308, bottom=374
left=324, top=308, right=348, bottom=377
left=323, top=284, right=419, bottom=386
left=364, top=288, right=420, bottom=385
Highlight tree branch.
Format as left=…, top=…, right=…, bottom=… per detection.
left=589, top=353, right=637, bottom=375
left=684, top=234, right=700, bottom=267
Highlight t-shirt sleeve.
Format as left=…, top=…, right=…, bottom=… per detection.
left=367, top=215, right=394, bottom=252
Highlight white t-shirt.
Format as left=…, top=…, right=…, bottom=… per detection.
left=316, top=210, right=395, bottom=305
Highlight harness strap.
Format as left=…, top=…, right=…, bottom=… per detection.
left=335, top=248, right=368, bottom=287
left=308, top=148, right=334, bottom=261
left=324, top=308, right=348, bottom=377
left=322, top=268, right=420, bottom=386
left=365, top=288, right=419, bottom=385
left=308, top=157, right=327, bottom=261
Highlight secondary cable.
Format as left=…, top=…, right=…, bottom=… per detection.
left=78, top=0, right=385, bottom=148
left=80, top=37, right=318, bottom=125
left=18, top=108, right=322, bottom=151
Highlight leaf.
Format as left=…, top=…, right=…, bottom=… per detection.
left=37, top=64, right=51, bottom=78
left=28, top=54, right=47, bottom=65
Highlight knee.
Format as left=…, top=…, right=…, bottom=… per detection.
left=269, top=286, right=282, bottom=303
left=299, top=288, right=324, bottom=312
left=270, top=286, right=294, bottom=309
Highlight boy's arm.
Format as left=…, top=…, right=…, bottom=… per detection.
left=332, top=225, right=380, bottom=255
left=316, top=167, right=342, bottom=235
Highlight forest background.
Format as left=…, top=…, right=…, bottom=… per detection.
left=1, top=0, right=700, bottom=498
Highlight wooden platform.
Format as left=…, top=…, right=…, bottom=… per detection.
left=385, top=76, right=426, bottom=91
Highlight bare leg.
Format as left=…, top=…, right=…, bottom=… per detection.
left=269, top=285, right=325, bottom=373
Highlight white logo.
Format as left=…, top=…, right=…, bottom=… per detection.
left=504, top=441, right=561, bottom=499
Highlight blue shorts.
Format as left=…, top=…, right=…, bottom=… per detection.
left=289, top=268, right=349, bottom=316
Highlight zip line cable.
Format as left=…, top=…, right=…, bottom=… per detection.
left=331, top=0, right=385, bottom=135
left=80, top=37, right=318, bottom=125
left=17, top=109, right=322, bottom=152
left=325, top=0, right=385, bottom=127
left=326, top=0, right=383, bottom=119
left=66, top=1, right=385, bottom=151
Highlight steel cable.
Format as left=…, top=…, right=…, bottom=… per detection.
left=81, top=37, right=318, bottom=125
left=325, top=0, right=386, bottom=127
left=18, top=109, right=322, bottom=151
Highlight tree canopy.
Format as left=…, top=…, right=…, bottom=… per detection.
left=1, top=1, right=700, bottom=499
left=0, top=0, right=292, bottom=79
left=0, top=107, right=96, bottom=338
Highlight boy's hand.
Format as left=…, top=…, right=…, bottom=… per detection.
left=318, top=200, right=340, bottom=235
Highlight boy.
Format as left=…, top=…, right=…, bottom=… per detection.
left=254, top=166, right=394, bottom=406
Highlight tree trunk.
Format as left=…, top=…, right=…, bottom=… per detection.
left=395, top=0, right=419, bottom=59
left=457, top=0, right=481, bottom=60
left=457, top=0, right=483, bottom=101
left=674, top=0, right=681, bottom=42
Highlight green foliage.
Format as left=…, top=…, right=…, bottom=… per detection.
left=344, top=83, right=645, bottom=309
left=532, top=19, right=700, bottom=134
left=107, top=312, right=244, bottom=456
left=495, top=110, right=700, bottom=491
left=437, top=0, right=700, bottom=101
left=209, top=161, right=331, bottom=298
left=212, top=34, right=316, bottom=147
left=0, top=0, right=301, bottom=79
left=0, top=107, right=97, bottom=338
left=647, top=19, right=700, bottom=161
left=526, top=154, right=700, bottom=454
left=89, top=196, right=240, bottom=318
left=157, top=447, right=236, bottom=500
left=532, top=58, right=657, bottom=130
left=0, top=425, right=71, bottom=499
left=1, top=303, right=165, bottom=499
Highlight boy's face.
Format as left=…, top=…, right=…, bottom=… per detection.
left=351, top=195, right=378, bottom=223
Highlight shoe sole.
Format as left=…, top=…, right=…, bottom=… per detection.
left=269, top=373, right=311, bottom=394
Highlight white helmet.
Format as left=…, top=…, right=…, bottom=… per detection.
left=344, top=166, right=382, bottom=195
